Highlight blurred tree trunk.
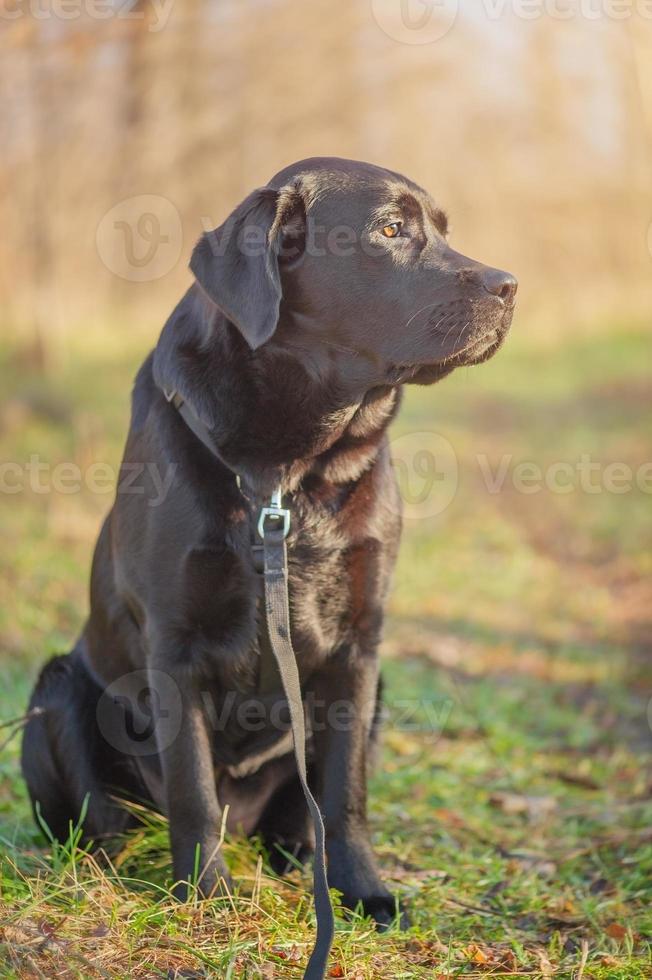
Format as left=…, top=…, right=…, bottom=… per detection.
left=109, top=0, right=150, bottom=307
left=25, top=23, right=56, bottom=370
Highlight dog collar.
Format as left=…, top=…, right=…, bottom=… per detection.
left=162, top=386, right=290, bottom=541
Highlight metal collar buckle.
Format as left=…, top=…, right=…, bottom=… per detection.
left=257, top=486, right=290, bottom=540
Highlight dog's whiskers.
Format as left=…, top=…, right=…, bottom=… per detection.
left=403, top=301, right=443, bottom=332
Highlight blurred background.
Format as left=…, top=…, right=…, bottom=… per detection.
left=1, top=2, right=651, bottom=975
left=2, top=0, right=652, bottom=351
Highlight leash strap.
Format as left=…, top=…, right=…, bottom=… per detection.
left=261, top=513, right=334, bottom=980
left=162, top=387, right=334, bottom=977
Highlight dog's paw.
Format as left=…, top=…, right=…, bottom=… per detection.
left=358, top=894, right=410, bottom=931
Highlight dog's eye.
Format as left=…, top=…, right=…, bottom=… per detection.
left=381, top=222, right=402, bottom=238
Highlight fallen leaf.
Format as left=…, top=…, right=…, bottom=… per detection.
left=507, top=853, right=557, bottom=879
left=433, top=807, right=466, bottom=828
left=545, top=769, right=601, bottom=790
left=549, top=895, right=579, bottom=919
left=605, top=922, right=627, bottom=941
left=328, top=966, right=345, bottom=978
left=405, top=937, right=449, bottom=966
left=465, top=943, right=489, bottom=964
left=490, top=791, right=557, bottom=821
left=499, top=949, right=518, bottom=969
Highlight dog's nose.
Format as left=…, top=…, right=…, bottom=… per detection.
left=481, top=268, right=518, bottom=304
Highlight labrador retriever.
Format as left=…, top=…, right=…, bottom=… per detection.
left=22, top=157, right=516, bottom=930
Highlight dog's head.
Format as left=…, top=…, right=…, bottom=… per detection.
left=191, top=157, right=516, bottom=389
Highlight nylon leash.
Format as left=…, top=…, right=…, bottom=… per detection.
left=260, top=496, right=335, bottom=980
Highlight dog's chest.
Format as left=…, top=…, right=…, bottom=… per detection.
left=247, top=532, right=353, bottom=680
left=176, top=473, right=389, bottom=696
left=192, top=535, right=353, bottom=770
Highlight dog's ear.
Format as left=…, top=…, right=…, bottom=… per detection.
left=190, top=185, right=305, bottom=350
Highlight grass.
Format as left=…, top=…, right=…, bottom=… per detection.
left=0, top=322, right=651, bottom=978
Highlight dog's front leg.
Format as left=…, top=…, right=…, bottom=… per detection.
left=311, top=649, right=406, bottom=929
left=148, top=665, right=230, bottom=899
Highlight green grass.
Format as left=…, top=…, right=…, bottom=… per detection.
left=1, top=324, right=651, bottom=977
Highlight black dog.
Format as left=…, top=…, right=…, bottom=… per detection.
left=22, top=157, right=516, bottom=927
